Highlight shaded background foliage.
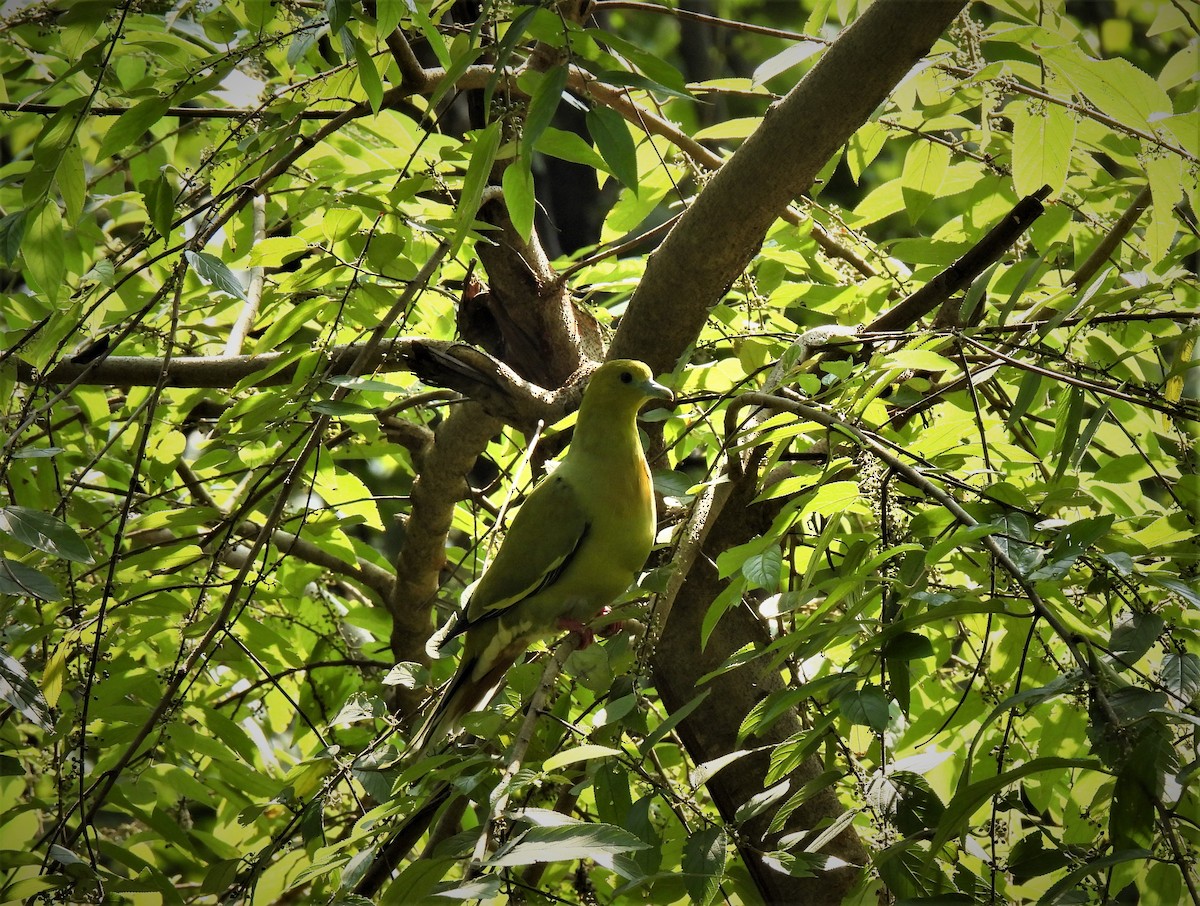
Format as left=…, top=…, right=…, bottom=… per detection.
left=0, top=0, right=1197, bottom=903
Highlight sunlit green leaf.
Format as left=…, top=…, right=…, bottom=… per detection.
left=1010, top=98, right=1075, bottom=198
left=900, top=139, right=949, bottom=221
left=682, top=826, right=727, bottom=906
left=98, top=95, right=170, bottom=160
left=501, top=155, right=535, bottom=242
left=451, top=121, right=501, bottom=253
left=23, top=202, right=65, bottom=303
left=520, top=65, right=569, bottom=156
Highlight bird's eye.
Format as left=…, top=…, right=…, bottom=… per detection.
left=620, top=371, right=633, bottom=383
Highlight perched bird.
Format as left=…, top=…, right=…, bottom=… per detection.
left=411, top=359, right=673, bottom=751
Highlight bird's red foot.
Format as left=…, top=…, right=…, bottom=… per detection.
left=557, top=616, right=596, bottom=648
left=558, top=607, right=626, bottom=648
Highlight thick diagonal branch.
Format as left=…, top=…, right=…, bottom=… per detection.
left=609, top=0, right=968, bottom=372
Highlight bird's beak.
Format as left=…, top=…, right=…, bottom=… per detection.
left=641, top=377, right=674, bottom=403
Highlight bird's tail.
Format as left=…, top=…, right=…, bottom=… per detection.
left=408, top=654, right=513, bottom=755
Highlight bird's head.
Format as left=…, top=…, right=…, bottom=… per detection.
left=582, top=359, right=674, bottom=414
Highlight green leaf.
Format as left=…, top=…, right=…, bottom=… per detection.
left=752, top=40, right=824, bottom=85
left=56, top=140, right=87, bottom=223
left=1040, top=850, right=1152, bottom=905
left=380, top=859, right=465, bottom=900
left=501, top=155, right=535, bottom=243
left=1006, top=368, right=1043, bottom=427
left=0, top=558, right=61, bottom=601
left=1145, top=151, right=1183, bottom=266
left=310, top=400, right=375, bottom=416
left=138, top=173, right=175, bottom=240
left=838, top=684, right=890, bottom=731
left=1069, top=400, right=1111, bottom=471
left=26, top=99, right=88, bottom=204
left=640, top=690, right=710, bottom=756
left=1045, top=47, right=1172, bottom=134
left=425, top=41, right=483, bottom=113
left=535, top=126, right=609, bottom=172
left=682, top=826, right=726, bottom=906
left=351, top=33, right=384, bottom=113
left=1160, top=652, right=1200, bottom=704
left=890, top=771, right=946, bottom=836
left=542, top=744, right=622, bottom=773
left=583, top=28, right=688, bottom=96
left=487, top=822, right=649, bottom=867
left=520, top=65, right=569, bottom=156
left=0, top=648, right=54, bottom=731
left=924, top=522, right=1001, bottom=568
left=796, top=480, right=865, bottom=520
left=323, top=207, right=362, bottom=243
left=1143, top=573, right=1200, bottom=608
left=374, top=0, right=405, bottom=36
left=847, top=122, right=888, bottom=184
left=1111, top=729, right=1166, bottom=851
left=451, top=121, right=501, bottom=253
left=434, top=876, right=502, bottom=900
left=248, top=235, right=309, bottom=267
left=381, top=662, right=422, bottom=689
left=585, top=67, right=692, bottom=101
left=735, top=779, right=791, bottom=823
left=1138, top=861, right=1184, bottom=906
left=0, top=210, right=27, bottom=267
left=900, top=140, right=949, bottom=221
left=1010, top=99, right=1075, bottom=198
left=326, top=0, right=351, bottom=34
left=881, top=631, right=934, bottom=661
left=1108, top=612, right=1164, bottom=662
left=1050, top=385, right=1083, bottom=482
left=587, top=105, right=639, bottom=191
left=98, top=95, right=170, bottom=160
left=185, top=250, right=247, bottom=300
left=0, top=507, right=93, bottom=563
left=742, top=546, right=782, bottom=590
left=1007, top=832, right=1070, bottom=881
left=883, top=349, right=957, bottom=373
left=23, top=202, right=65, bottom=303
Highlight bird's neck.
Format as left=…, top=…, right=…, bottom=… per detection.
left=570, top=401, right=642, bottom=460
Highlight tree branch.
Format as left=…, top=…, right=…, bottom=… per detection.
left=867, top=186, right=1051, bottom=333
left=609, top=0, right=968, bottom=373
left=1069, top=183, right=1152, bottom=289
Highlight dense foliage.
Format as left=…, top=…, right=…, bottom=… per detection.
left=0, top=0, right=1196, bottom=903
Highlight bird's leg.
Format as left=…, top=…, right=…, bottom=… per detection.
left=556, top=606, right=627, bottom=648
left=555, top=616, right=596, bottom=648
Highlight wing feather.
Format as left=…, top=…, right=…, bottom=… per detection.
left=435, top=474, right=589, bottom=646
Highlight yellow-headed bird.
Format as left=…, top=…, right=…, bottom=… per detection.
left=412, top=359, right=673, bottom=750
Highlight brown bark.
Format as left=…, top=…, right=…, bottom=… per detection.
left=387, top=402, right=502, bottom=701
left=467, top=197, right=605, bottom=388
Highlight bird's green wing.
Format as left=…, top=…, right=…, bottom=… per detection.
left=442, top=473, right=589, bottom=642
